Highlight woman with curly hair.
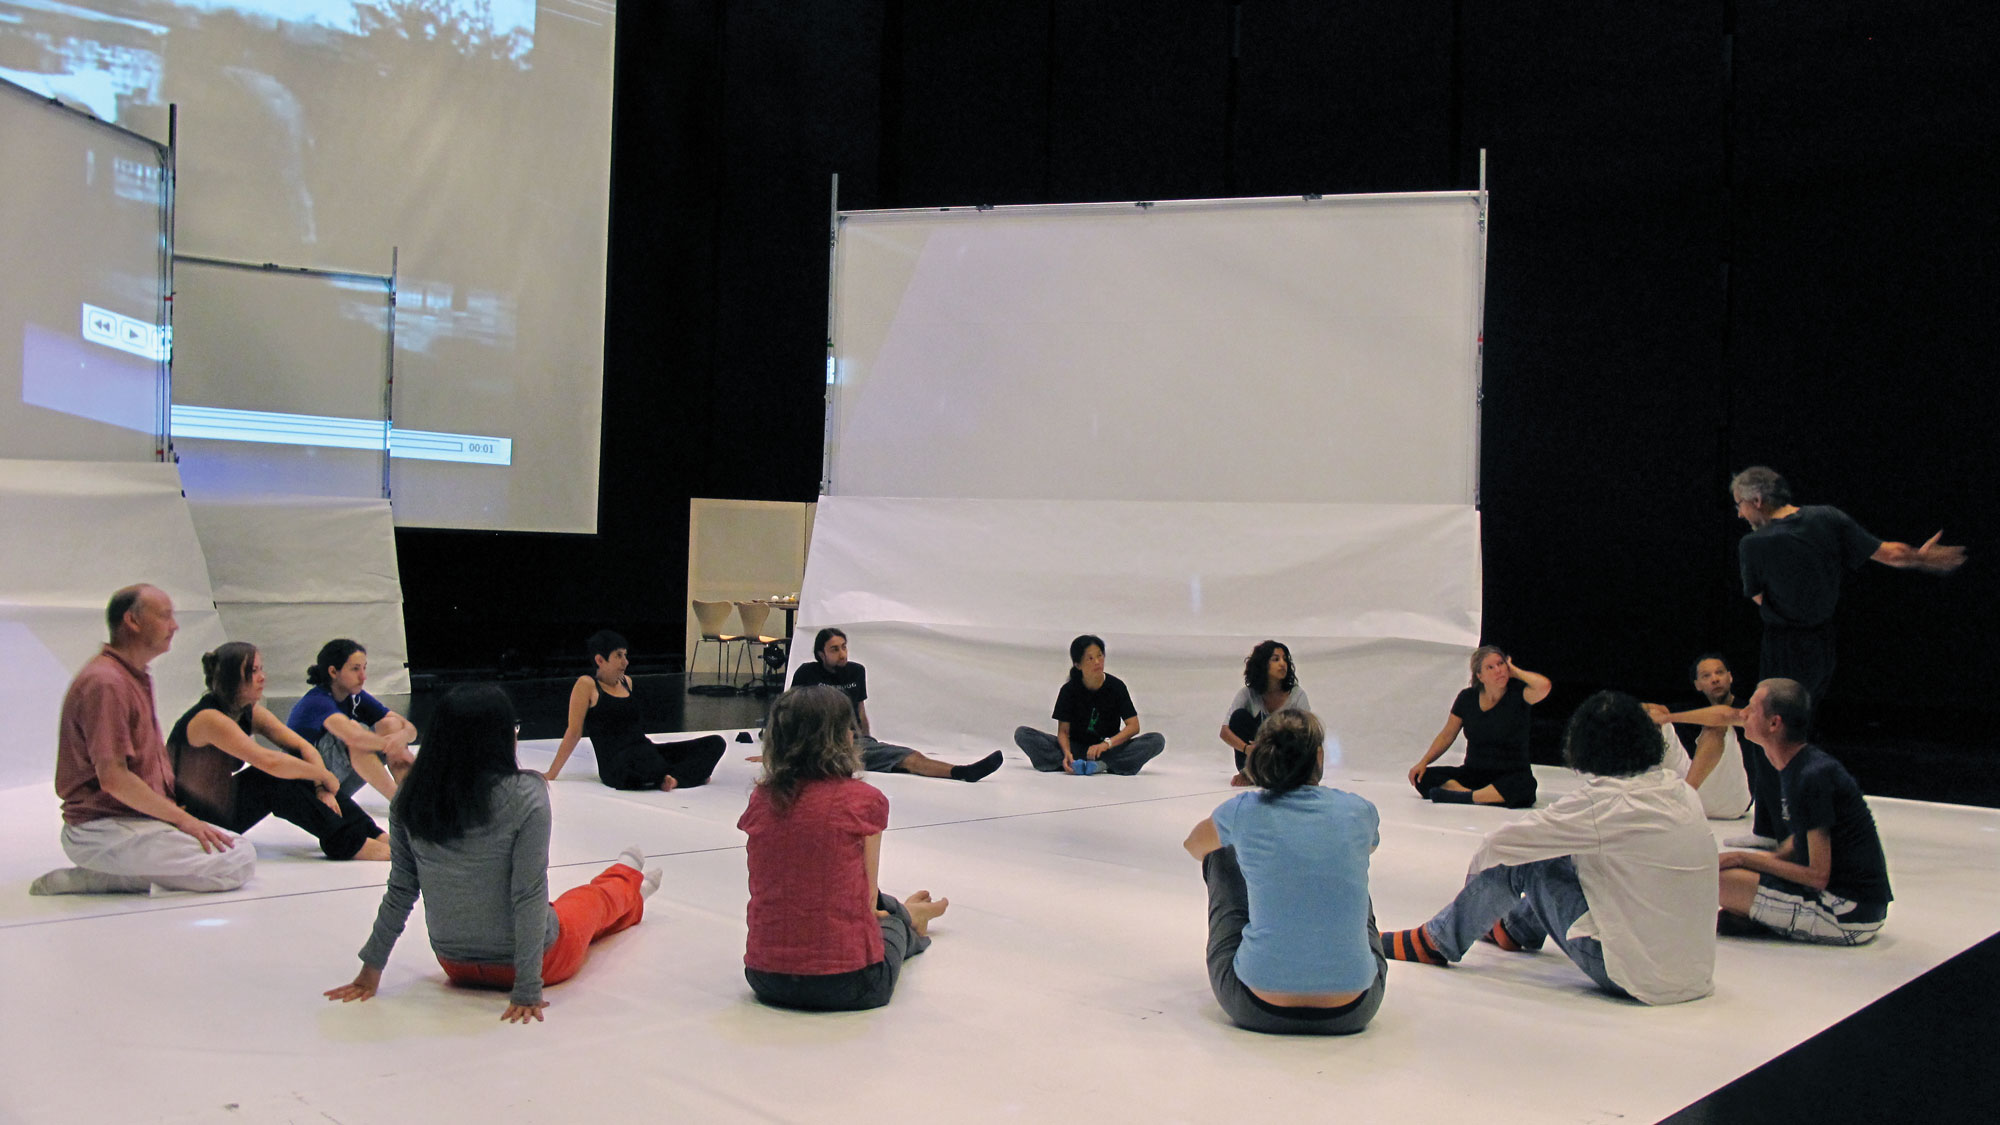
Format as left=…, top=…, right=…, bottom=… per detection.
left=1219, top=639, right=1312, bottom=785
left=739, top=685, right=949, bottom=1011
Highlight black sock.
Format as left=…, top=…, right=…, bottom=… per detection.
left=1428, top=787, right=1474, bottom=804
left=950, top=751, right=1004, bottom=782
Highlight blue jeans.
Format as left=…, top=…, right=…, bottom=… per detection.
left=1423, top=856, right=1627, bottom=997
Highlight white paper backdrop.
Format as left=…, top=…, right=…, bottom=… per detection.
left=791, top=498, right=1481, bottom=772
left=187, top=495, right=410, bottom=707
left=0, top=460, right=228, bottom=789
left=828, top=194, right=1483, bottom=504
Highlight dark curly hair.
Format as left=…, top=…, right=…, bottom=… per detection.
left=1243, top=640, right=1298, bottom=695
left=1561, top=691, right=1663, bottom=779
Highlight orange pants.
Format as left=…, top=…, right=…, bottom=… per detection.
left=438, top=862, right=645, bottom=991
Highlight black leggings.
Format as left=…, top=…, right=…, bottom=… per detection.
left=184, top=769, right=383, bottom=860
left=598, top=734, right=728, bottom=790
left=1413, top=764, right=1537, bottom=808
left=1227, top=709, right=1263, bottom=771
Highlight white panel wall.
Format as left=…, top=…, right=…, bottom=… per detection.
left=828, top=194, right=1483, bottom=504
left=0, top=460, right=229, bottom=790
left=793, top=498, right=1481, bottom=771
left=187, top=495, right=410, bottom=710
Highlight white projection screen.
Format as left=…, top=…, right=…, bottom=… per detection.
left=0, top=80, right=169, bottom=463
left=0, top=2, right=616, bottom=532
left=807, top=193, right=1488, bottom=772
left=826, top=193, right=1485, bottom=504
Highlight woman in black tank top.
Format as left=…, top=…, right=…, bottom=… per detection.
left=541, top=630, right=727, bottom=790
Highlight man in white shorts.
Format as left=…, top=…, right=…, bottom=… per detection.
left=1716, top=679, right=1890, bottom=944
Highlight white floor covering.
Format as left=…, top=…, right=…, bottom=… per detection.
left=3, top=733, right=1997, bottom=1124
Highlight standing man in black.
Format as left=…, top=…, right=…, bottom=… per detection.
left=788, top=628, right=1003, bottom=783
left=1726, top=466, right=1965, bottom=846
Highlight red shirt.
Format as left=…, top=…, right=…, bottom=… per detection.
left=55, top=648, right=175, bottom=825
left=738, top=777, right=889, bottom=975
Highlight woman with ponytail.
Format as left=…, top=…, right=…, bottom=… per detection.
left=285, top=638, right=417, bottom=802
left=167, top=641, right=389, bottom=861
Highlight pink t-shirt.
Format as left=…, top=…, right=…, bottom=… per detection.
left=738, top=777, right=889, bottom=975
left=55, top=648, right=175, bottom=825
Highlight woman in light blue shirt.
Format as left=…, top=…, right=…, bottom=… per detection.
left=1184, top=709, right=1386, bottom=1034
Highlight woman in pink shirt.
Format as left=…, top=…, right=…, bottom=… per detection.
left=738, top=685, right=950, bottom=1010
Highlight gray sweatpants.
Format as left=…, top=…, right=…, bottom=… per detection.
left=1013, top=727, right=1165, bottom=775
left=1204, top=847, right=1385, bottom=1035
left=745, top=892, right=932, bottom=1011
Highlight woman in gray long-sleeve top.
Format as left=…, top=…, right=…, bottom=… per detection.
left=324, top=685, right=663, bottom=1023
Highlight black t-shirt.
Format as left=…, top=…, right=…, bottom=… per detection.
left=792, top=660, right=867, bottom=710
left=1450, top=678, right=1531, bottom=772
left=1778, top=744, right=1893, bottom=904
left=1053, top=674, right=1137, bottom=747
left=1739, top=505, right=1882, bottom=627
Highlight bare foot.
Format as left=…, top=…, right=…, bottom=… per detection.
left=353, top=835, right=392, bottom=862
left=904, top=890, right=949, bottom=936
left=658, top=775, right=680, bottom=793
left=1229, top=771, right=1253, bottom=787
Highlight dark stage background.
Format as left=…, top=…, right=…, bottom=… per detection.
left=396, top=2, right=1996, bottom=750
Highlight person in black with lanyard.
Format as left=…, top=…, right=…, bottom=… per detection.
left=1408, top=646, right=1552, bottom=807
left=1014, top=634, right=1167, bottom=775
left=785, top=628, right=1003, bottom=782
left=541, top=631, right=727, bottom=790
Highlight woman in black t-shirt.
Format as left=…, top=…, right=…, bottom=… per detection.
left=1407, top=646, right=1551, bottom=808
left=1013, top=634, right=1166, bottom=775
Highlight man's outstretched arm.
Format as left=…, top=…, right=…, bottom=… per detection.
left=1872, top=531, right=1966, bottom=575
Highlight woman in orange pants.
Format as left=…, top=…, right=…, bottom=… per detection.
left=325, top=684, right=660, bottom=1023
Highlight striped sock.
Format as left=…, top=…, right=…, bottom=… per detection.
left=1485, top=921, right=1524, bottom=951
left=1381, top=926, right=1447, bottom=966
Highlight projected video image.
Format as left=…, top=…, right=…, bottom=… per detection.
left=2, top=0, right=612, bottom=529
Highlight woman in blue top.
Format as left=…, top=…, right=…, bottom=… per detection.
left=1183, top=710, right=1386, bottom=1035
left=286, top=638, right=418, bottom=802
